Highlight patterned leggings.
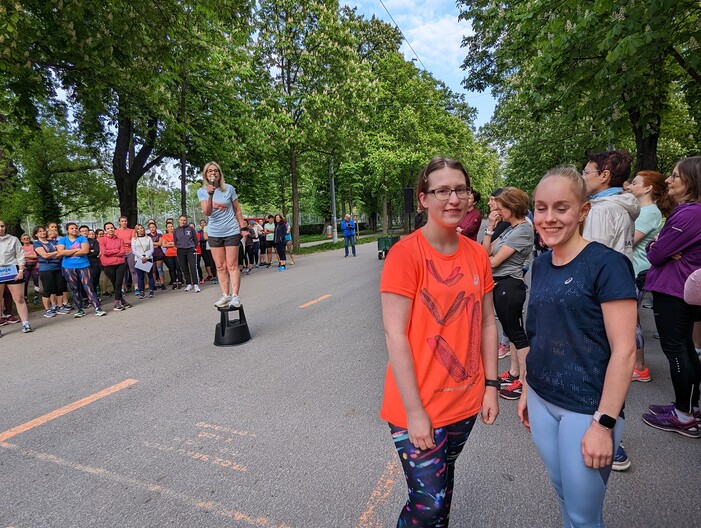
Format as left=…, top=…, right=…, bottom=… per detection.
left=389, top=415, right=477, bottom=528
left=62, top=267, right=100, bottom=309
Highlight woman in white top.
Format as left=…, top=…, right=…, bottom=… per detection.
left=131, top=224, right=156, bottom=299
left=0, top=219, right=31, bottom=333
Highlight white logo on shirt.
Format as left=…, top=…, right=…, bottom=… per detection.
left=565, top=277, right=573, bottom=284
left=474, top=275, right=479, bottom=285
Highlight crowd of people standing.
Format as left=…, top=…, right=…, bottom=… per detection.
left=0, top=162, right=296, bottom=336
left=382, top=153, right=701, bottom=527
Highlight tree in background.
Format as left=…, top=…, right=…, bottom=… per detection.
left=459, top=0, right=700, bottom=187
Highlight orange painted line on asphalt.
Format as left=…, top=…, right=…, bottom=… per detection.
left=355, top=459, right=399, bottom=528
left=0, top=379, right=139, bottom=442
left=299, top=294, right=332, bottom=309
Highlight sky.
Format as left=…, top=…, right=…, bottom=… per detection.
left=345, top=0, right=497, bottom=128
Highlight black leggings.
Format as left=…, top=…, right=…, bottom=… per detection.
left=652, top=292, right=701, bottom=413
left=102, top=264, right=126, bottom=302
left=276, top=241, right=286, bottom=263
left=177, top=249, right=198, bottom=285
left=493, top=276, right=529, bottom=350
left=39, top=268, right=65, bottom=298
left=164, top=255, right=182, bottom=284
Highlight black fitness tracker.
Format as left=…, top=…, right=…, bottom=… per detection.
left=485, top=379, right=500, bottom=389
left=593, top=411, right=616, bottom=430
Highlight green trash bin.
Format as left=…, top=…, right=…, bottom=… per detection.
left=377, top=235, right=400, bottom=260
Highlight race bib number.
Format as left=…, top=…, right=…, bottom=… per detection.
left=0, top=265, right=19, bottom=282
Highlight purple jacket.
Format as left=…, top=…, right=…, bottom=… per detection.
left=645, top=202, right=701, bottom=299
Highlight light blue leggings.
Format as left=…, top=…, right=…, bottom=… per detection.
left=528, top=389, right=624, bottom=528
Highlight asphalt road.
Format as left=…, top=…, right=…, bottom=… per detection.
left=0, top=243, right=699, bottom=528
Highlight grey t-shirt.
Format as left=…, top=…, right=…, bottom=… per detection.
left=492, top=221, right=534, bottom=279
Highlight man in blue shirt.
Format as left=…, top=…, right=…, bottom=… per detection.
left=341, top=214, right=356, bottom=257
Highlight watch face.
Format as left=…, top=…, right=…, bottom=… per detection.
left=597, top=413, right=616, bottom=429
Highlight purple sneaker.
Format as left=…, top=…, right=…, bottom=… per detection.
left=642, top=410, right=700, bottom=438
left=648, top=403, right=701, bottom=424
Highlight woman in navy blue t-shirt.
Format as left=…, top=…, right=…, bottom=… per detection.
left=519, top=167, right=637, bottom=527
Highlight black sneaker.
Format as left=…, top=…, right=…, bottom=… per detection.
left=498, top=369, right=519, bottom=388
left=121, top=301, right=132, bottom=309
left=499, top=380, right=522, bottom=400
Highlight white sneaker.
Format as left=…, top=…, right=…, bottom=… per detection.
left=214, top=295, right=231, bottom=308
left=229, top=294, right=241, bottom=308
left=194, top=285, right=201, bottom=293
left=184, top=284, right=192, bottom=292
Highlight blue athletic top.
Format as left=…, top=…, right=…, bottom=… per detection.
left=33, top=240, right=61, bottom=271
left=525, top=242, right=636, bottom=415
left=57, top=235, right=90, bottom=269
left=197, top=184, right=240, bottom=237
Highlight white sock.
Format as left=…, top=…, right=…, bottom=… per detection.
left=673, top=409, right=694, bottom=422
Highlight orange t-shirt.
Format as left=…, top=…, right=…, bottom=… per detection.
left=380, top=230, right=494, bottom=428
left=161, top=233, right=177, bottom=257
left=115, top=228, right=135, bottom=254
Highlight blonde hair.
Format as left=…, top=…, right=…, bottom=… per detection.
left=202, top=161, right=226, bottom=191
left=535, top=165, right=588, bottom=204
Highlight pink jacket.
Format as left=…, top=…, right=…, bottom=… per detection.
left=99, top=235, right=125, bottom=266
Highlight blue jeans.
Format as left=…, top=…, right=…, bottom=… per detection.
left=136, top=265, right=155, bottom=293
left=528, top=389, right=624, bottom=528
left=344, top=235, right=356, bottom=256
left=389, top=415, right=477, bottom=527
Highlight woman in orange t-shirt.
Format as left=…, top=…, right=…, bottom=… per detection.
left=380, top=157, right=499, bottom=527
left=160, top=223, right=182, bottom=288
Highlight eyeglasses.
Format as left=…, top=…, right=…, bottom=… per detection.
left=669, top=172, right=680, bottom=181
left=425, top=187, right=472, bottom=201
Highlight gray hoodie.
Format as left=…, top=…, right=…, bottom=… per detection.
left=0, top=234, right=25, bottom=267
left=582, top=192, right=640, bottom=262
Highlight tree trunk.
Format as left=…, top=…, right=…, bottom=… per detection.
left=180, top=147, right=187, bottom=216
left=290, top=145, right=300, bottom=251
left=113, top=99, right=164, bottom=227
left=627, top=96, right=662, bottom=172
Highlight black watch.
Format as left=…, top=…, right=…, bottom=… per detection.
left=485, top=379, right=500, bottom=389
left=593, top=411, right=616, bottom=430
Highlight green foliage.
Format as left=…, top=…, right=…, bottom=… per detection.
left=13, top=120, right=116, bottom=225
left=459, top=0, right=701, bottom=176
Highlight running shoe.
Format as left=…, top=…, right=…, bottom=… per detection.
left=184, top=284, right=192, bottom=292
left=612, top=444, right=631, bottom=471
left=212, top=278, right=218, bottom=284
left=44, top=309, right=57, bottom=318
left=95, top=308, right=107, bottom=317
left=278, top=266, right=286, bottom=271
left=149, top=290, right=155, bottom=298
left=113, top=304, right=125, bottom=312
left=138, top=292, right=145, bottom=299
left=57, top=306, right=72, bottom=315
left=3, top=314, right=20, bottom=324
left=642, top=410, right=701, bottom=438
left=0, top=316, right=7, bottom=326
left=134, top=289, right=141, bottom=297
left=22, top=323, right=33, bottom=333
left=194, top=285, right=201, bottom=293
left=74, top=309, right=86, bottom=318
left=62, top=303, right=73, bottom=311
left=172, top=283, right=177, bottom=290
left=229, top=294, right=241, bottom=308
left=33, top=295, right=40, bottom=304
left=498, top=369, right=519, bottom=388
left=499, top=379, right=522, bottom=400
left=498, top=343, right=511, bottom=359
left=246, top=269, right=252, bottom=275
left=177, top=282, right=182, bottom=289
left=214, top=295, right=231, bottom=308
left=648, top=403, right=701, bottom=424
left=121, top=300, right=132, bottom=309
left=632, top=367, right=651, bottom=382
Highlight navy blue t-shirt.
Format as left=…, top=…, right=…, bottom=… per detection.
left=525, top=242, right=636, bottom=415
left=33, top=240, right=61, bottom=271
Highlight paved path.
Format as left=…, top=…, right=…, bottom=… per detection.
left=0, top=244, right=699, bottom=527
